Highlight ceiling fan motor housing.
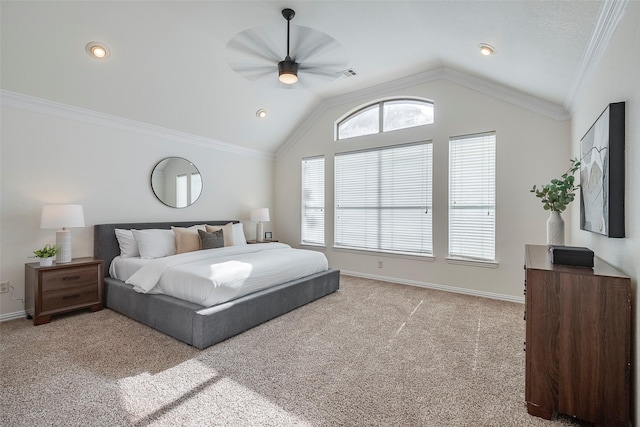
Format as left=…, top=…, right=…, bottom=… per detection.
left=279, top=56, right=299, bottom=80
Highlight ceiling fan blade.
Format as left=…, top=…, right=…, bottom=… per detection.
left=299, top=61, right=348, bottom=72
left=290, top=26, right=342, bottom=64
left=300, top=68, right=341, bottom=78
left=226, top=26, right=283, bottom=65
left=229, top=65, right=275, bottom=81
left=298, top=59, right=349, bottom=84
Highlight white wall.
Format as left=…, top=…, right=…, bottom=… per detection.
left=275, top=78, right=571, bottom=300
left=0, top=98, right=274, bottom=318
left=569, top=2, right=640, bottom=421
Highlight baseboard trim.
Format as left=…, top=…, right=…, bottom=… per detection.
left=340, top=270, right=524, bottom=304
left=0, top=310, right=27, bottom=323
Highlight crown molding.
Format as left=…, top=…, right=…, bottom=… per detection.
left=275, top=66, right=569, bottom=159
left=442, top=68, right=570, bottom=120
left=564, top=0, right=629, bottom=112
left=327, top=68, right=446, bottom=110
left=0, top=90, right=275, bottom=161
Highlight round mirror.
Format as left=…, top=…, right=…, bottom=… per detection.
left=151, top=157, right=202, bottom=208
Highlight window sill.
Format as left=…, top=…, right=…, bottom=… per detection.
left=333, top=246, right=435, bottom=262
left=300, top=243, right=326, bottom=250
left=446, top=257, right=498, bottom=268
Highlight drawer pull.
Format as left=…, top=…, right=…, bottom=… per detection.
left=62, top=293, right=81, bottom=300
left=63, top=276, right=81, bottom=281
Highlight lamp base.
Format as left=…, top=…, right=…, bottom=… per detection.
left=56, top=229, right=72, bottom=263
left=256, top=222, right=264, bottom=242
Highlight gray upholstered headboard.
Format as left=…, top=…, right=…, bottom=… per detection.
left=94, top=220, right=238, bottom=277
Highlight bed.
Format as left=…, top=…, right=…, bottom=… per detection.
left=94, top=220, right=340, bottom=349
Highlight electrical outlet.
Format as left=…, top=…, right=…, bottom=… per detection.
left=0, top=281, right=9, bottom=293
left=378, top=261, right=383, bottom=269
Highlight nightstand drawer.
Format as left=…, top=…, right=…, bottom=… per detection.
left=41, top=266, right=98, bottom=291
left=41, top=284, right=99, bottom=312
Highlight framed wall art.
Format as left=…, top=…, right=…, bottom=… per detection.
left=579, top=102, right=625, bottom=238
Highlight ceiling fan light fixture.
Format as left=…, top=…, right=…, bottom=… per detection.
left=278, top=57, right=299, bottom=84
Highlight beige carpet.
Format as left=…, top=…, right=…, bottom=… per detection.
left=0, top=275, right=589, bottom=426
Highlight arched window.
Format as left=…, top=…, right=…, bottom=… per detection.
left=336, top=98, right=434, bottom=140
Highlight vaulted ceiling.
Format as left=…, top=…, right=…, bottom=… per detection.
left=1, top=1, right=617, bottom=154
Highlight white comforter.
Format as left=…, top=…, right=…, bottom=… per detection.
left=123, top=243, right=328, bottom=307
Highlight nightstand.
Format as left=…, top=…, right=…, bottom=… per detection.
left=246, top=239, right=279, bottom=244
left=25, top=257, right=104, bottom=325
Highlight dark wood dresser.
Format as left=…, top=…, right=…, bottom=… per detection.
left=25, top=257, right=104, bottom=325
left=524, top=244, right=631, bottom=426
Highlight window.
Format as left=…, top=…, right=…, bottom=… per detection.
left=383, top=99, right=434, bottom=132
left=449, top=132, right=496, bottom=261
left=338, top=104, right=379, bottom=140
left=301, top=156, right=325, bottom=245
left=335, top=142, right=432, bottom=255
left=337, top=98, right=434, bottom=140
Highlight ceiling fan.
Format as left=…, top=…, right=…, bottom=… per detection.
left=225, top=8, right=348, bottom=88
left=278, top=8, right=299, bottom=84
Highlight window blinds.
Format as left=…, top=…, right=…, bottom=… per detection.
left=301, top=156, right=325, bottom=245
left=335, top=142, right=432, bottom=255
left=449, top=132, right=496, bottom=261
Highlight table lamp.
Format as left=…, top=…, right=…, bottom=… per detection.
left=40, top=204, right=85, bottom=263
left=250, top=208, right=270, bottom=242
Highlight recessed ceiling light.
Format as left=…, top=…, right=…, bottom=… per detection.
left=86, top=41, right=110, bottom=59
left=479, top=43, right=495, bottom=56
left=256, top=109, right=267, bottom=118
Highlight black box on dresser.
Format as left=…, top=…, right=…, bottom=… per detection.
left=550, top=245, right=594, bottom=268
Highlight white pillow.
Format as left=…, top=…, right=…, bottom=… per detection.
left=132, top=229, right=176, bottom=259
left=205, top=222, right=246, bottom=246
left=232, top=223, right=247, bottom=246
left=115, top=229, right=140, bottom=258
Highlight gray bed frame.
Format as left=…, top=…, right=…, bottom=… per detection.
left=94, top=220, right=340, bottom=349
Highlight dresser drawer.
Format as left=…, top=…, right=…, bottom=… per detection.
left=41, top=265, right=98, bottom=291
left=41, top=284, right=99, bottom=312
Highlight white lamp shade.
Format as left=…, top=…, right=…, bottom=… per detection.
left=40, top=204, right=85, bottom=229
left=250, top=208, right=270, bottom=222
left=40, top=204, right=85, bottom=263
